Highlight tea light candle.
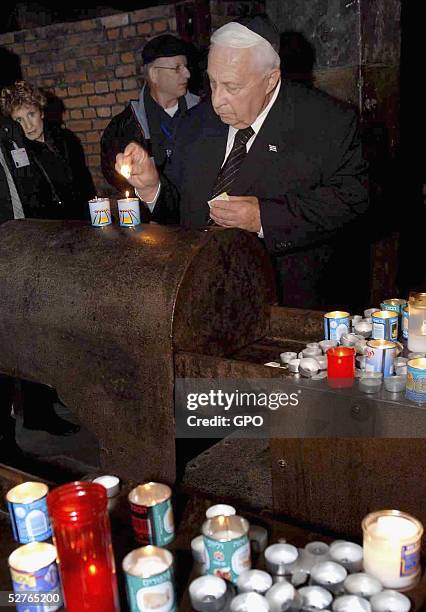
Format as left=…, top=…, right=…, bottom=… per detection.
left=264, top=543, right=298, bottom=575
left=359, top=377, right=382, bottom=394
left=93, top=475, right=120, bottom=512
left=364, top=308, right=379, bottom=318
left=332, top=595, right=372, bottom=611
left=362, top=510, right=423, bottom=590
left=298, top=585, right=333, bottom=610
left=316, top=355, right=328, bottom=370
left=356, top=355, right=367, bottom=369
left=329, top=541, right=363, bottom=573
left=320, top=339, right=338, bottom=352
left=327, top=347, right=355, bottom=388
left=265, top=581, right=295, bottom=612
left=189, top=575, right=228, bottom=612
left=206, top=504, right=236, bottom=519
left=237, top=570, right=272, bottom=594
left=280, top=351, right=297, bottom=365
left=355, top=321, right=373, bottom=338
left=344, top=573, right=383, bottom=598
left=288, top=359, right=300, bottom=373
left=307, top=342, right=321, bottom=349
left=369, top=590, right=411, bottom=612
left=248, top=524, right=268, bottom=553
left=230, top=592, right=270, bottom=611
left=341, top=334, right=363, bottom=347
left=310, top=561, right=347, bottom=594
left=299, top=357, right=320, bottom=377
left=384, top=376, right=406, bottom=393
left=298, top=541, right=330, bottom=572
left=303, top=346, right=322, bottom=358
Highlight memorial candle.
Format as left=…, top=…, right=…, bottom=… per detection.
left=362, top=510, right=423, bottom=591
left=117, top=191, right=141, bottom=227
left=47, top=482, right=119, bottom=611
left=327, top=346, right=355, bottom=388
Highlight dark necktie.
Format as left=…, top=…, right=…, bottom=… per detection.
left=210, top=126, right=254, bottom=199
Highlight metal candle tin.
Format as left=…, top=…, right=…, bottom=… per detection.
left=8, top=542, right=63, bottom=612
left=117, top=197, right=141, bottom=227
left=369, top=590, right=411, bottom=612
left=189, top=575, right=228, bottom=612
left=402, top=307, right=409, bottom=340
left=236, top=569, right=272, bottom=595
left=129, top=482, right=175, bottom=546
left=406, top=358, right=426, bottom=403
left=6, top=482, right=51, bottom=543
left=88, top=197, right=112, bottom=226
left=344, top=573, right=383, bottom=598
left=365, top=340, right=397, bottom=378
left=329, top=541, right=363, bottom=573
left=123, top=545, right=176, bottom=612
left=380, top=299, right=407, bottom=315
left=264, top=543, right=299, bottom=575
left=202, top=515, right=251, bottom=584
left=332, top=595, right=372, bottom=611
left=297, top=585, right=332, bottom=610
left=324, top=311, right=350, bottom=343
left=310, top=561, right=347, bottom=594
left=372, top=311, right=399, bottom=341
left=230, top=592, right=270, bottom=611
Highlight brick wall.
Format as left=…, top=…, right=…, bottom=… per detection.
left=0, top=5, right=178, bottom=197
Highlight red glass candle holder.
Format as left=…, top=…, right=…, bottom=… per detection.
left=47, top=482, right=119, bottom=612
left=327, top=346, right=355, bottom=388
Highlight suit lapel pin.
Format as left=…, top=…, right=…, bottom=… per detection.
left=268, top=144, right=278, bottom=152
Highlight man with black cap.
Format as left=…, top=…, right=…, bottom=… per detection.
left=101, top=34, right=200, bottom=194
left=115, top=16, right=368, bottom=309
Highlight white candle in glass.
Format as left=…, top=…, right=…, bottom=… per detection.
left=132, top=555, right=168, bottom=578
left=362, top=510, right=423, bottom=590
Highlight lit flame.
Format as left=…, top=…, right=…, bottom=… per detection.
left=125, top=190, right=129, bottom=198
left=120, top=164, right=131, bottom=179
left=88, top=564, right=97, bottom=576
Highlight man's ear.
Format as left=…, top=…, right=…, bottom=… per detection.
left=147, top=64, right=157, bottom=85
left=266, top=68, right=281, bottom=95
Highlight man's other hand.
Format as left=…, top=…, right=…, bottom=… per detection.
left=209, top=195, right=261, bottom=233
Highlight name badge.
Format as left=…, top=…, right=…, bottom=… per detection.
left=11, top=148, right=30, bottom=168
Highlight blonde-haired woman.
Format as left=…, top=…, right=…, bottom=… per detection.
left=1, top=80, right=94, bottom=219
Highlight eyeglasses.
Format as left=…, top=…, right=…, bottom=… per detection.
left=154, top=64, right=189, bottom=74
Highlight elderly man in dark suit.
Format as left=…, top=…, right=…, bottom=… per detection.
left=115, top=16, right=368, bottom=309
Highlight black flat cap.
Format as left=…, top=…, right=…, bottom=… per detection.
left=237, top=14, right=280, bottom=51
left=142, top=34, right=188, bottom=65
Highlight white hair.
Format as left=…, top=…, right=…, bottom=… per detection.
left=210, top=22, right=280, bottom=73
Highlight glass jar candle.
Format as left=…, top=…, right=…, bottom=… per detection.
left=327, top=347, right=355, bottom=388
left=362, top=510, right=423, bottom=591
left=47, top=482, right=119, bottom=611
left=408, top=292, right=426, bottom=352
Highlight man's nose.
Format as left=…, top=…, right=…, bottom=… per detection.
left=182, top=66, right=190, bottom=79
left=211, top=85, right=226, bottom=108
